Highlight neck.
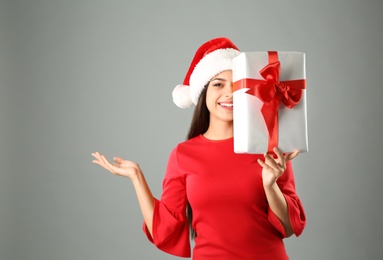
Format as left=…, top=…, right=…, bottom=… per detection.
left=203, top=121, right=233, bottom=140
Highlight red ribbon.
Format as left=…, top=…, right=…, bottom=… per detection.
left=233, top=51, right=306, bottom=152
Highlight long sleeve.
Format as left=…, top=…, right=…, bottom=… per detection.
left=267, top=161, right=306, bottom=238
left=142, top=147, right=190, bottom=257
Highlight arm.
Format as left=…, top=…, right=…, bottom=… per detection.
left=263, top=180, right=293, bottom=237
left=92, top=150, right=191, bottom=257
left=131, top=169, right=155, bottom=236
left=92, top=152, right=155, bottom=236
left=257, top=148, right=300, bottom=237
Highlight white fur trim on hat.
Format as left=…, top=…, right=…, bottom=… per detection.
left=189, top=48, right=240, bottom=105
left=172, top=84, right=194, bottom=109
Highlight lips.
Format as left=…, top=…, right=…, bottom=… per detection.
left=218, top=102, right=233, bottom=108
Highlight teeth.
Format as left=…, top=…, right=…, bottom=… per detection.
left=220, top=103, right=233, bottom=107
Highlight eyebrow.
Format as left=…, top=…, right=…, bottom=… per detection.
left=211, top=77, right=227, bottom=82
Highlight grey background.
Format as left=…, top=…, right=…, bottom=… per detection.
left=1, top=0, right=382, bottom=259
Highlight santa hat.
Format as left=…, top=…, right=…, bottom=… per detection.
left=172, top=37, right=240, bottom=108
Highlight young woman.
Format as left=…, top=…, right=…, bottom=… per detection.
left=92, top=37, right=306, bottom=259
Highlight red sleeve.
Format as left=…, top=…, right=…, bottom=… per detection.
left=267, top=161, right=306, bottom=238
left=142, top=147, right=191, bottom=257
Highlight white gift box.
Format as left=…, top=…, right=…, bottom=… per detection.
left=232, top=51, right=308, bottom=154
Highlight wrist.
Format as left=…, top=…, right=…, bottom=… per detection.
left=130, top=168, right=144, bottom=184
left=263, top=181, right=278, bottom=190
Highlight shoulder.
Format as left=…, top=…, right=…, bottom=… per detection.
left=164, top=136, right=203, bottom=179
left=167, top=135, right=204, bottom=164
left=179, top=135, right=204, bottom=145
left=174, top=135, right=204, bottom=152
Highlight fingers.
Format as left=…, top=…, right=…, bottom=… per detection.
left=271, top=147, right=299, bottom=163
left=273, top=147, right=284, bottom=159
left=257, top=157, right=275, bottom=171
left=258, top=147, right=288, bottom=172
left=258, top=148, right=299, bottom=186
left=257, top=158, right=270, bottom=169
left=264, top=152, right=286, bottom=172
left=258, top=147, right=299, bottom=171
left=91, top=152, right=103, bottom=165
left=91, top=152, right=141, bottom=181
left=100, top=154, right=115, bottom=171
left=286, top=150, right=299, bottom=161
left=91, top=152, right=118, bottom=174
left=92, top=152, right=107, bottom=165
left=114, top=157, right=124, bottom=164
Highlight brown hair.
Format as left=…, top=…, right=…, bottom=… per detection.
left=187, top=85, right=210, bottom=140
left=185, top=83, right=209, bottom=239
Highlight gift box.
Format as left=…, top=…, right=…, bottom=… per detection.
left=232, top=51, right=308, bottom=154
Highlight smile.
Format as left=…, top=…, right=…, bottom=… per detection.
left=219, top=102, right=233, bottom=108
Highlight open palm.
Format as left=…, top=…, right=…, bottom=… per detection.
left=92, top=152, right=141, bottom=179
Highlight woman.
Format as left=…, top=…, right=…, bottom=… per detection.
left=92, top=37, right=306, bottom=259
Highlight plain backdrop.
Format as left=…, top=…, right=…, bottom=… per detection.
left=1, top=0, right=382, bottom=259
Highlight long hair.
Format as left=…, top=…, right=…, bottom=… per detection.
left=187, top=84, right=210, bottom=140
left=186, top=84, right=209, bottom=239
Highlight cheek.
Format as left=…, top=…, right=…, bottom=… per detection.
left=205, top=91, right=216, bottom=111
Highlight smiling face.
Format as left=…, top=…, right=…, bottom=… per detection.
left=205, top=70, right=233, bottom=126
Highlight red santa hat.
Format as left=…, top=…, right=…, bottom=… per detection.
left=172, top=37, right=240, bottom=108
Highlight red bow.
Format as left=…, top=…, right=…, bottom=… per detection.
left=245, top=60, right=304, bottom=109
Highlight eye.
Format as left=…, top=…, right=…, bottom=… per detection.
left=213, top=83, right=223, bottom=87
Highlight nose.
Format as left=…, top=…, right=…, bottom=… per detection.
left=225, top=90, right=233, bottom=98
left=225, top=83, right=234, bottom=97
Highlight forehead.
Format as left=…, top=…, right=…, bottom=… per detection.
left=211, top=70, right=232, bottom=81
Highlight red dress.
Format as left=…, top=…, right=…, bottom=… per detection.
left=143, top=135, right=306, bottom=259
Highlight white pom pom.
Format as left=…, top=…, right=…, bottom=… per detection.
left=172, top=84, right=194, bottom=108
